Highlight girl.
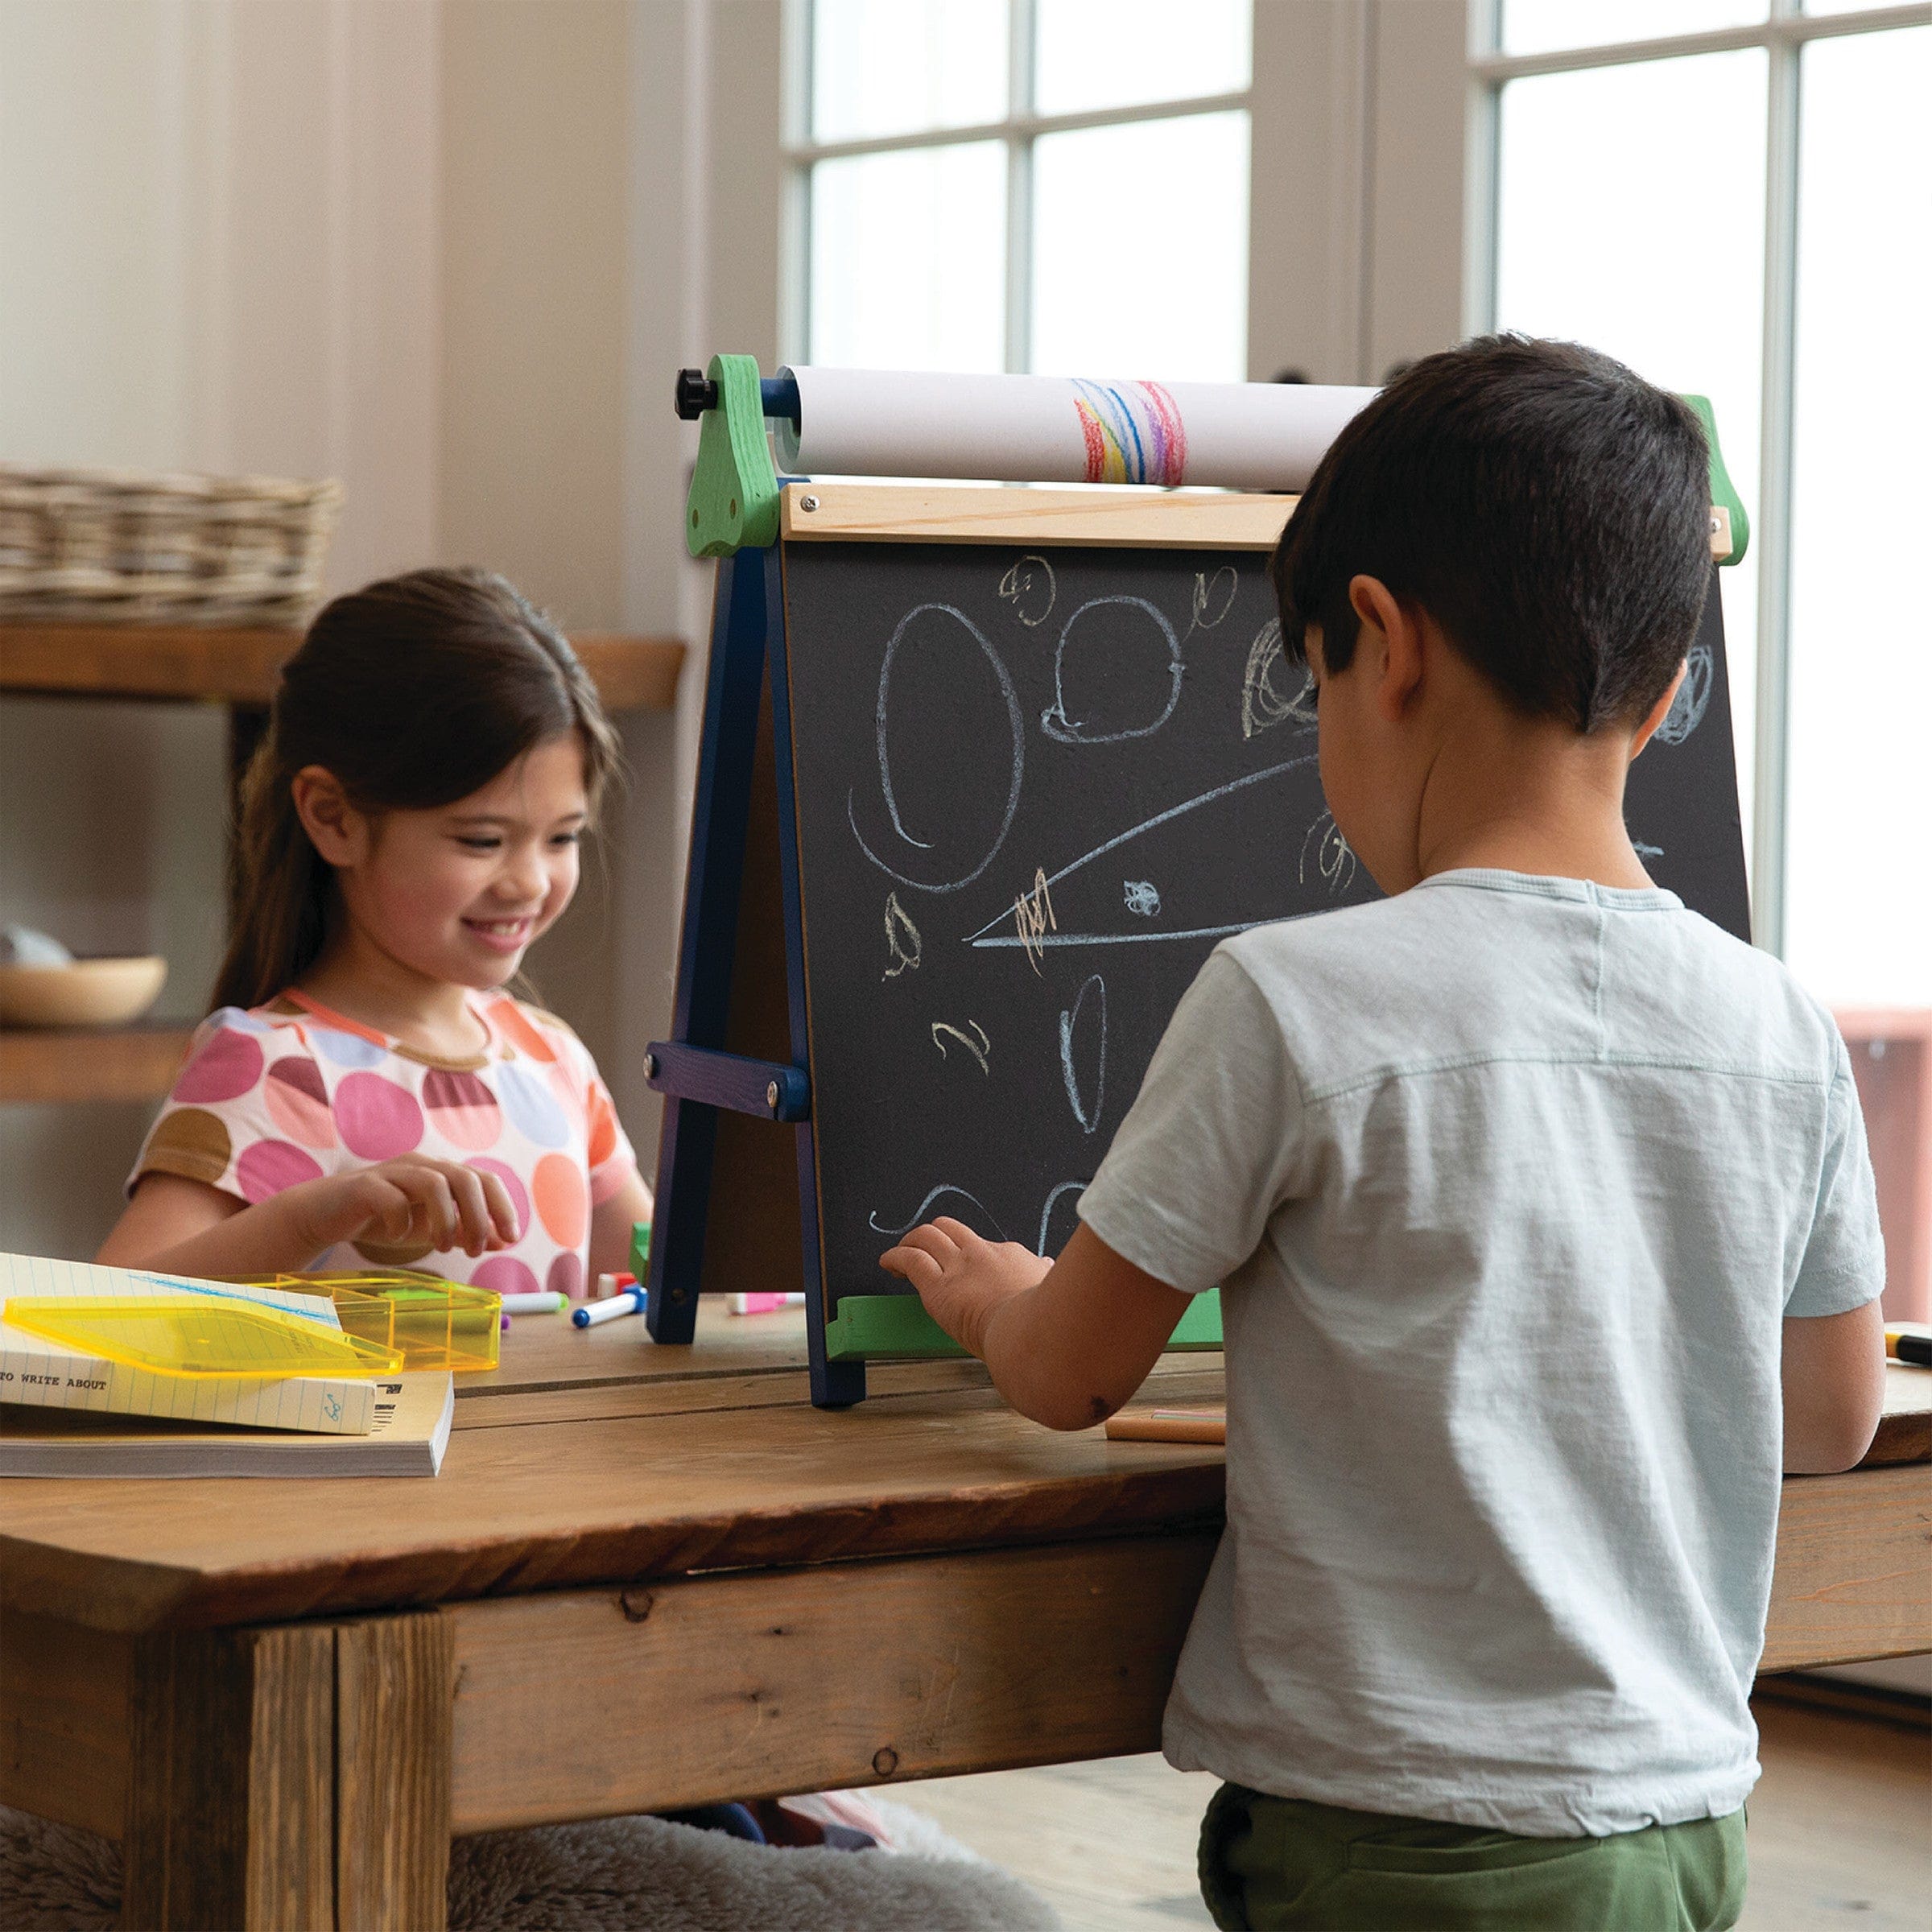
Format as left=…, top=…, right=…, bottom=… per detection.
left=98, top=567, right=653, bottom=1293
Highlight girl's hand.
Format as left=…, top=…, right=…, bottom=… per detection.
left=880, top=1216, right=1050, bottom=1358
left=291, top=1158, right=521, bottom=1260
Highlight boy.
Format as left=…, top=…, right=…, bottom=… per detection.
left=881, top=336, right=1887, bottom=1930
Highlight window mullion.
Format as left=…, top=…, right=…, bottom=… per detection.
left=1005, top=0, right=1037, bottom=373
left=1752, top=25, right=1802, bottom=955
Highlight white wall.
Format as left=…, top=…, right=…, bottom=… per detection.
left=0, top=0, right=708, bottom=1257
left=0, top=0, right=1465, bottom=1261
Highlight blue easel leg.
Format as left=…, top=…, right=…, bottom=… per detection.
left=646, top=549, right=771, bottom=1347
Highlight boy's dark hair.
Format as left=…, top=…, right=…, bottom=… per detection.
left=1269, top=335, right=1712, bottom=732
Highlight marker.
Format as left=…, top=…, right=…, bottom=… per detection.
left=498, top=1291, right=568, bottom=1315
left=1885, top=1327, right=1932, bottom=1368
left=727, top=1291, right=806, bottom=1315
left=574, top=1287, right=646, bottom=1328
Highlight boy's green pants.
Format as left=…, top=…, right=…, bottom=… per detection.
left=1199, top=1784, right=1746, bottom=1931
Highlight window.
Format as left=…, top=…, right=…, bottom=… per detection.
left=791, top=0, right=1253, bottom=380
left=1474, top=0, right=1932, bottom=1009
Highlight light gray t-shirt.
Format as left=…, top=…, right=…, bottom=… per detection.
left=1078, top=869, right=1883, bottom=1837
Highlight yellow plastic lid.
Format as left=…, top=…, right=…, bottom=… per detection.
left=2, top=1294, right=403, bottom=1379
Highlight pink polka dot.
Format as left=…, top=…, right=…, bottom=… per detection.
left=334, top=1071, right=425, bottom=1161
left=423, top=1067, right=501, bottom=1151
left=532, top=1152, right=588, bottom=1249
left=172, top=1028, right=263, bottom=1104
left=547, top=1251, right=584, bottom=1301
left=262, top=1056, right=336, bottom=1148
left=235, top=1139, right=324, bottom=1203
left=471, top=1254, right=539, bottom=1299
left=466, top=1158, right=530, bottom=1241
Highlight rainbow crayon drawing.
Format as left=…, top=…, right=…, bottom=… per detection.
left=1072, top=379, right=1189, bottom=486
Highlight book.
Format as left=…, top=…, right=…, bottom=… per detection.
left=0, top=1252, right=378, bottom=1435
left=0, top=1371, right=455, bottom=1477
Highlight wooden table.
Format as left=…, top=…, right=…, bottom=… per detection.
left=2, top=1310, right=1928, bottom=1931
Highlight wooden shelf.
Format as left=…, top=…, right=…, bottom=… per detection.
left=0, top=1026, right=193, bottom=1105
left=0, top=622, right=685, bottom=711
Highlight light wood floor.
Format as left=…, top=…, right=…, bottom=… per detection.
left=893, top=1699, right=1931, bottom=1931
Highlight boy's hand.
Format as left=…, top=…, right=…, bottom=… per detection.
left=881, top=1216, right=1050, bottom=1357
left=291, top=1158, right=522, bottom=1260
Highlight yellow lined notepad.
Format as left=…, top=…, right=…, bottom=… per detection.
left=0, top=1253, right=378, bottom=1435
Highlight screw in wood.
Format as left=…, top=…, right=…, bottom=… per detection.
left=872, top=1747, right=898, bottom=1777
left=766, top=1080, right=780, bottom=1110
left=799, top=493, right=819, bottom=512
left=643, top=1051, right=658, bottom=1079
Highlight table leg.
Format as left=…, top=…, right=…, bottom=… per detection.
left=122, top=1624, right=335, bottom=1931
left=336, top=1612, right=455, bottom=1932
left=118, top=1610, right=455, bottom=1932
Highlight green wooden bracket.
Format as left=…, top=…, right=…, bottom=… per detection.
left=1681, top=394, right=1748, bottom=567
left=685, top=353, right=780, bottom=559
left=630, top=1221, right=651, bottom=1282
left=823, top=1286, right=1223, bottom=1362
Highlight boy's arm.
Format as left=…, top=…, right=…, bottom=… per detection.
left=882, top=1217, right=1191, bottom=1431
left=1781, top=1301, right=1886, bottom=1474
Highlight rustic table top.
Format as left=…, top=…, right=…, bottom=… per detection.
left=0, top=1305, right=1924, bottom=1637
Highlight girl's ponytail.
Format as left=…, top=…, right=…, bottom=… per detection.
left=213, top=735, right=332, bottom=1013
left=210, top=567, right=621, bottom=1016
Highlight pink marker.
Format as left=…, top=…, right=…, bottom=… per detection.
left=726, top=1291, right=806, bottom=1315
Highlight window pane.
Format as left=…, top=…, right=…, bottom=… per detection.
left=1034, top=0, right=1250, bottom=116
left=1501, top=2, right=1766, bottom=56
left=1782, top=25, right=1932, bottom=1006
left=1030, top=112, right=1248, bottom=380
left=811, top=0, right=1007, bottom=143
left=808, top=143, right=1006, bottom=372
left=1495, top=52, right=1767, bottom=878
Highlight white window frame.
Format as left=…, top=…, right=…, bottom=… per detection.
left=1465, top=0, right=1932, bottom=953
left=779, top=0, right=1254, bottom=375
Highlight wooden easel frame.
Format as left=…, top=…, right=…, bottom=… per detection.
left=646, top=478, right=1744, bottom=1410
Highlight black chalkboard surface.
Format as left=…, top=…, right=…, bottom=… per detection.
left=779, top=544, right=1748, bottom=1320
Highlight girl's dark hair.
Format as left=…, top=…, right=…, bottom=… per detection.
left=213, top=567, right=622, bottom=1013
left=1270, top=335, right=1712, bottom=733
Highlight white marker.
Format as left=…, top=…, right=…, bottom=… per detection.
left=498, top=1291, right=568, bottom=1315
left=573, top=1288, right=646, bottom=1329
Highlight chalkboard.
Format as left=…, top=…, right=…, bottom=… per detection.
left=779, top=543, right=1748, bottom=1317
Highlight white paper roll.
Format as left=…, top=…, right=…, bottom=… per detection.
left=774, top=367, right=1376, bottom=493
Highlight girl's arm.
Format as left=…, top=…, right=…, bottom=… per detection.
left=98, top=1161, right=519, bottom=1277
left=588, top=1168, right=654, bottom=1280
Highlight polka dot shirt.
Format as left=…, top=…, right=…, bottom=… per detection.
left=130, top=989, right=638, bottom=1298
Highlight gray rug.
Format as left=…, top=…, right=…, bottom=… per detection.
left=0, top=1801, right=1060, bottom=1931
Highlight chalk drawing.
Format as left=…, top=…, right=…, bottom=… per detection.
left=1041, top=596, right=1185, bottom=745
left=869, top=1185, right=1007, bottom=1241
left=1299, top=811, right=1357, bottom=895
left=1653, top=642, right=1713, bottom=748
left=931, top=1019, right=990, bottom=1073
left=848, top=602, right=1025, bottom=894
left=964, top=755, right=1317, bottom=948
left=1036, top=1181, right=1088, bottom=1257
left=882, top=893, right=921, bottom=979
left=1242, top=620, right=1315, bottom=738
left=1123, top=879, right=1161, bottom=918
left=1013, top=867, right=1058, bottom=973
left=1188, top=565, right=1239, bottom=634
left=1072, top=379, right=1187, bottom=486
left=1059, top=975, right=1107, bottom=1135
left=997, top=553, right=1056, bottom=628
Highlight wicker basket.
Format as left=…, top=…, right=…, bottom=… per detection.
left=0, top=465, right=342, bottom=627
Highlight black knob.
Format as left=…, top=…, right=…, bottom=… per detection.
left=674, top=368, right=718, bottom=420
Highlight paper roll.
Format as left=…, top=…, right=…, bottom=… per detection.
left=774, top=367, right=1376, bottom=493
